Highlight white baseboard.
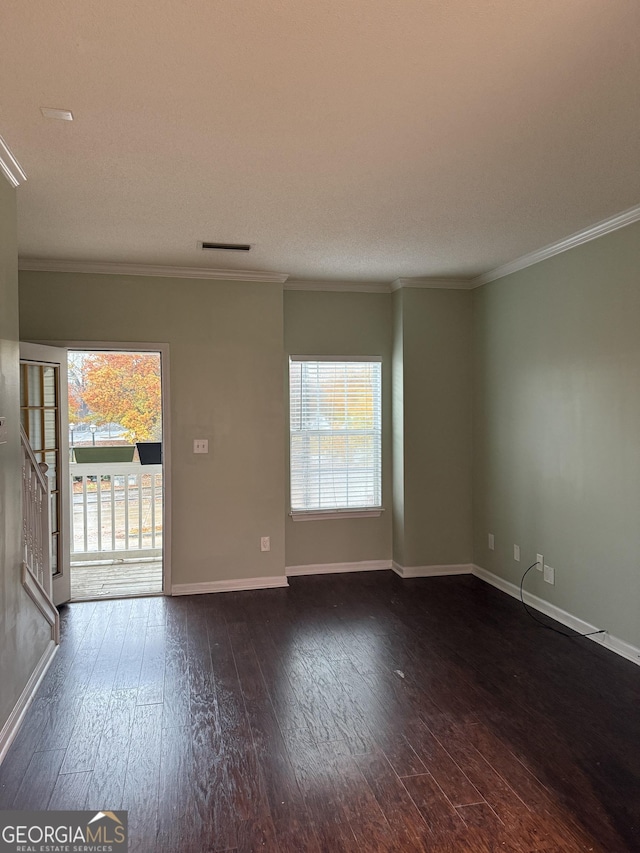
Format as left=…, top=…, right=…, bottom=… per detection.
left=0, top=639, right=58, bottom=765
left=472, top=565, right=640, bottom=667
left=392, top=561, right=473, bottom=578
left=171, top=575, right=289, bottom=596
left=286, top=560, right=392, bottom=577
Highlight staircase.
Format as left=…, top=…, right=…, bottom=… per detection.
left=21, top=426, right=60, bottom=644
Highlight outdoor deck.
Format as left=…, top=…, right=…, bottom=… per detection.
left=69, top=459, right=163, bottom=600
left=70, top=559, right=163, bottom=600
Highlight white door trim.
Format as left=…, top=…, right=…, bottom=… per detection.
left=20, top=342, right=71, bottom=605
left=27, top=340, right=172, bottom=597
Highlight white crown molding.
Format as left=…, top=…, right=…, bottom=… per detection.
left=18, top=203, right=640, bottom=288
left=18, top=258, right=290, bottom=283
left=0, top=134, right=27, bottom=188
left=391, top=277, right=474, bottom=291
left=286, top=277, right=475, bottom=293
left=171, top=575, right=288, bottom=595
left=473, top=202, right=640, bottom=287
left=286, top=560, right=392, bottom=576
left=285, top=280, right=390, bottom=293
left=472, top=565, right=640, bottom=667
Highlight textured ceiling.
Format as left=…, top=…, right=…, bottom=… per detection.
left=1, top=0, right=639, bottom=281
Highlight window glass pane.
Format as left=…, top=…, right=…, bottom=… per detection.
left=28, top=410, right=43, bottom=450
left=44, top=410, right=57, bottom=450
left=43, top=366, right=57, bottom=406
left=50, top=492, right=58, bottom=531
left=21, top=365, right=28, bottom=407
left=290, top=359, right=382, bottom=511
left=45, top=451, right=58, bottom=490
left=27, top=365, right=42, bottom=406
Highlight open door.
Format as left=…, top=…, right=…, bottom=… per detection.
left=20, top=342, right=70, bottom=606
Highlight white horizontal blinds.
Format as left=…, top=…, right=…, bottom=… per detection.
left=290, top=359, right=382, bottom=511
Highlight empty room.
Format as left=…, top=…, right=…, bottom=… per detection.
left=1, top=2, right=639, bottom=851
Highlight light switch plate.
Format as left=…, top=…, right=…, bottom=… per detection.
left=193, top=439, right=209, bottom=454
left=0, top=417, right=7, bottom=445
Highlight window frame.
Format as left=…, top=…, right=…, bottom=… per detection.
left=288, top=355, right=384, bottom=522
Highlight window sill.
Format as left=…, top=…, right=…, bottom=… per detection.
left=289, top=508, right=384, bottom=522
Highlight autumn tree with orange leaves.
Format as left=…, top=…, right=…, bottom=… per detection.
left=72, top=353, right=162, bottom=442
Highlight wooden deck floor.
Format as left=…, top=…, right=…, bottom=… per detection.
left=1, top=572, right=638, bottom=851
left=70, top=559, right=163, bottom=600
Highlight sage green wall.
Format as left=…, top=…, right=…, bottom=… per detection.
left=283, top=290, right=392, bottom=566
left=0, top=181, right=51, bottom=737
left=398, top=288, right=473, bottom=567
left=19, top=272, right=286, bottom=586
left=473, top=221, right=640, bottom=648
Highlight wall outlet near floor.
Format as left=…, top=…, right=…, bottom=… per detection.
left=543, top=564, right=555, bottom=585
left=513, top=544, right=520, bottom=562
left=536, top=553, right=544, bottom=572
left=260, top=536, right=271, bottom=552
left=488, top=533, right=495, bottom=551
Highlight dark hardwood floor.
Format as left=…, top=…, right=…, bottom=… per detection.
left=1, top=572, right=639, bottom=852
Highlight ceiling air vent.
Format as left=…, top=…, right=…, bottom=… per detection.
left=200, top=242, right=251, bottom=252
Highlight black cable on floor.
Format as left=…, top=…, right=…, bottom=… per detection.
left=519, top=562, right=606, bottom=639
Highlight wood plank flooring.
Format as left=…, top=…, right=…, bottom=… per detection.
left=1, top=572, right=639, bottom=852
left=70, top=559, right=163, bottom=600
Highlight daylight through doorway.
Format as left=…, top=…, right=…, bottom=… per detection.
left=68, top=350, right=164, bottom=599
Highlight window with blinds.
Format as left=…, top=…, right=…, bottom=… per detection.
left=289, top=357, right=382, bottom=513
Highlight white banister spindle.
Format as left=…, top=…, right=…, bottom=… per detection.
left=38, top=462, right=52, bottom=598
left=20, top=426, right=52, bottom=598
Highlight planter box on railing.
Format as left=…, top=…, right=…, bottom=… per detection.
left=136, top=442, right=162, bottom=465
left=73, top=446, right=135, bottom=463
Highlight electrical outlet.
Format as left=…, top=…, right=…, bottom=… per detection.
left=488, top=533, right=495, bottom=551
left=260, top=536, right=270, bottom=552
left=543, top=564, right=555, bottom=585
left=513, top=544, right=520, bottom=562
left=536, top=553, right=544, bottom=572
left=193, top=439, right=209, bottom=454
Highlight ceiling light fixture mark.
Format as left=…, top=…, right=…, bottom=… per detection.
left=41, top=107, right=74, bottom=121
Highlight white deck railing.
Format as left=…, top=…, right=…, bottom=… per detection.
left=70, top=462, right=163, bottom=561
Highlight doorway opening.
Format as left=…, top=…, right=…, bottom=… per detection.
left=67, top=349, right=164, bottom=600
